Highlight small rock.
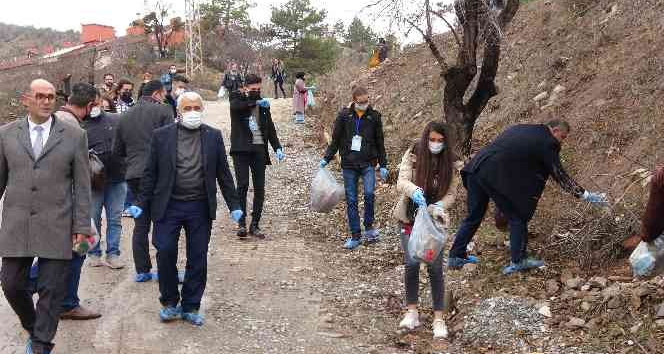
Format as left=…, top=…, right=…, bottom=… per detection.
left=538, top=305, right=552, bottom=318
left=321, top=313, right=334, bottom=323
left=581, top=302, right=592, bottom=312
left=585, top=317, right=602, bottom=330
left=607, top=297, right=622, bottom=309
left=537, top=80, right=547, bottom=90
left=629, top=322, right=642, bottom=334
left=587, top=276, right=608, bottom=289
left=601, top=285, right=621, bottom=300
left=552, top=85, right=566, bottom=94
left=546, top=279, right=560, bottom=295
left=533, top=91, right=549, bottom=102
left=565, top=317, right=586, bottom=329
left=655, top=319, right=664, bottom=328
left=317, top=332, right=347, bottom=338
left=657, top=303, right=664, bottom=319
left=463, top=263, right=478, bottom=273
left=565, top=277, right=584, bottom=290
left=581, top=284, right=591, bottom=291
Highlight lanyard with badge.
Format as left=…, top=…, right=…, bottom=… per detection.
left=351, top=117, right=362, bottom=151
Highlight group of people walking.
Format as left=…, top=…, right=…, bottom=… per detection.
left=0, top=65, right=285, bottom=353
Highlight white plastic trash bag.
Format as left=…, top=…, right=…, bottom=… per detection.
left=217, top=86, right=226, bottom=98
left=629, top=237, right=664, bottom=278
left=307, top=89, right=315, bottom=107
left=408, top=207, right=448, bottom=264
left=310, top=168, right=344, bottom=213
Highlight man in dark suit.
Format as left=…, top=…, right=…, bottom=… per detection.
left=448, top=120, right=609, bottom=275
left=0, top=78, right=91, bottom=354
left=229, top=74, right=284, bottom=239
left=114, top=80, right=173, bottom=282
left=129, top=91, right=242, bottom=326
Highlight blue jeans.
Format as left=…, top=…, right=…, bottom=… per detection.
left=342, top=166, right=376, bottom=235
left=28, top=253, right=84, bottom=311
left=89, top=182, right=127, bottom=257
left=449, top=173, right=529, bottom=263
left=153, top=199, right=211, bottom=313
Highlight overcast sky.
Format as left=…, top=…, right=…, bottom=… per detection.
left=0, top=0, right=389, bottom=36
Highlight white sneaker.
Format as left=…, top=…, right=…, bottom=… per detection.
left=87, top=255, right=104, bottom=267
left=398, top=309, right=421, bottom=330
left=105, top=256, right=125, bottom=270
left=433, top=319, right=449, bottom=339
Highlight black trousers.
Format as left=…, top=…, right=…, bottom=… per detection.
left=232, top=146, right=267, bottom=227
left=127, top=178, right=153, bottom=274
left=1, top=257, right=70, bottom=354
left=153, top=199, right=211, bottom=312
left=274, top=80, right=286, bottom=98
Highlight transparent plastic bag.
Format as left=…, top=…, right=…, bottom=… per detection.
left=310, top=168, right=344, bottom=213
left=307, top=89, right=316, bottom=107
left=629, top=237, right=664, bottom=278
left=408, top=207, right=448, bottom=264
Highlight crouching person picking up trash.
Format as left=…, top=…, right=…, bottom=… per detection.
left=448, top=120, right=609, bottom=275
left=130, top=91, right=243, bottom=326
left=393, top=121, right=460, bottom=339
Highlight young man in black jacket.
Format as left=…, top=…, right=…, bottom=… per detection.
left=448, top=120, right=609, bottom=274
left=319, top=86, right=389, bottom=250
left=229, top=74, right=284, bottom=239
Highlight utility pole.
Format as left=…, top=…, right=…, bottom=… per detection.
left=185, top=0, right=204, bottom=78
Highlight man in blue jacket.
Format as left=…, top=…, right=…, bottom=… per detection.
left=129, top=91, right=242, bottom=326
left=448, top=120, right=609, bottom=274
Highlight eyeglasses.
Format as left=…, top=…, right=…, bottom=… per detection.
left=34, top=93, right=56, bottom=102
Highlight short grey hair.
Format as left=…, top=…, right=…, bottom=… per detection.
left=176, top=91, right=203, bottom=108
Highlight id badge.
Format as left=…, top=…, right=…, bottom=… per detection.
left=351, top=135, right=362, bottom=151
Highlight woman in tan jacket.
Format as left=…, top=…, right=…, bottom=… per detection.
left=393, top=121, right=460, bottom=339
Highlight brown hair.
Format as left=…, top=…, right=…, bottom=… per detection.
left=352, top=86, right=368, bottom=99
left=414, top=121, right=456, bottom=201
left=101, top=94, right=116, bottom=113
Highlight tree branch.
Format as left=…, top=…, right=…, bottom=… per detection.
left=499, top=0, right=521, bottom=28
left=429, top=9, right=462, bottom=49
left=404, top=17, right=449, bottom=72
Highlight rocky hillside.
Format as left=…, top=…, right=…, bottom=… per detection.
left=0, top=23, right=78, bottom=59
left=310, top=0, right=664, bottom=351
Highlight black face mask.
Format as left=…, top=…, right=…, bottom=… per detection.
left=248, top=90, right=261, bottom=101
left=120, top=92, right=133, bottom=102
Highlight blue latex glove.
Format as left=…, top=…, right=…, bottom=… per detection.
left=582, top=191, right=609, bottom=207
left=128, top=205, right=143, bottom=219
left=276, top=148, right=285, bottom=162
left=380, top=167, right=389, bottom=181
left=319, top=159, right=328, bottom=168
left=230, top=210, right=243, bottom=223
left=257, top=99, right=270, bottom=108
left=411, top=188, right=427, bottom=208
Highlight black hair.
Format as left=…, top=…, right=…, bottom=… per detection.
left=172, top=75, right=190, bottom=84
left=244, top=74, right=262, bottom=85
left=546, top=119, right=571, bottom=132
left=142, top=80, right=164, bottom=96
left=295, top=72, right=305, bottom=79
left=68, top=82, right=97, bottom=108
left=103, top=73, right=114, bottom=79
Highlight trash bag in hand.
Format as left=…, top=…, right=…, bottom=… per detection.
left=408, top=207, right=448, bottom=264
left=629, top=236, right=664, bottom=278
left=306, top=89, right=315, bottom=108
left=310, top=168, right=344, bottom=213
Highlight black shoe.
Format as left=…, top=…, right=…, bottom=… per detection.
left=237, top=226, right=248, bottom=239
left=249, top=225, right=266, bottom=239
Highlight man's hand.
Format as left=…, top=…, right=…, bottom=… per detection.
left=73, top=233, right=87, bottom=245
left=622, top=234, right=642, bottom=250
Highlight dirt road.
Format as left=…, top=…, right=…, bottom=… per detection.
left=0, top=99, right=365, bottom=354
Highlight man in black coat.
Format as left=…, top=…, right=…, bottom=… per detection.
left=448, top=120, right=609, bottom=275
left=113, top=80, right=173, bottom=282
left=131, top=91, right=242, bottom=326
left=229, top=74, right=284, bottom=239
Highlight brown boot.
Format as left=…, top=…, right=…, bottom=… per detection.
left=60, top=305, right=102, bottom=320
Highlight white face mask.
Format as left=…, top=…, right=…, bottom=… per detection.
left=170, top=69, right=177, bottom=74
left=89, top=106, right=102, bottom=118
left=429, top=141, right=445, bottom=154
left=181, top=111, right=202, bottom=129
left=355, top=103, right=368, bottom=111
